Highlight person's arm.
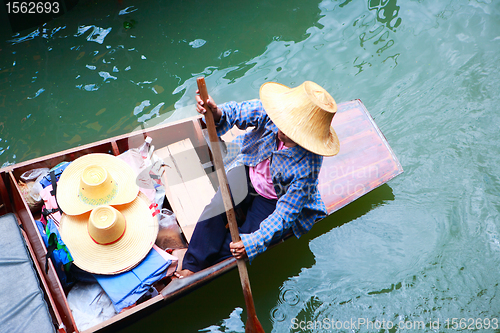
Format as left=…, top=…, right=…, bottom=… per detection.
left=239, top=176, right=311, bottom=262
left=237, top=152, right=324, bottom=262
left=217, top=100, right=268, bottom=136
left=195, top=91, right=267, bottom=137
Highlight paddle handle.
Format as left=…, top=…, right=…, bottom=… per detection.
left=197, top=77, right=264, bottom=333
left=196, top=78, right=240, bottom=243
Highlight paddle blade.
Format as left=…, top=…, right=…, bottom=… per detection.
left=246, top=314, right=265, bottom=333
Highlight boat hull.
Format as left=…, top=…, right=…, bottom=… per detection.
left=0, top=99, right=402, bottom=332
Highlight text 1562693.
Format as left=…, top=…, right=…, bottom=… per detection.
left=5, top=2, right=60, bottom=14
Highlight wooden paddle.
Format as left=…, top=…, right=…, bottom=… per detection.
left=197, top=77, right=265, bottom=333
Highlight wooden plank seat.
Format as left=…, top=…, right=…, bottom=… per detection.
left=154, top=138, right=216, bottom=243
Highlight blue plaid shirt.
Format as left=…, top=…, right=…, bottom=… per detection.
left=217, top=100, right=327, bottom=262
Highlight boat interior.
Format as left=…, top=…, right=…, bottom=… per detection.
left=0, top=114, right=219, bottom=332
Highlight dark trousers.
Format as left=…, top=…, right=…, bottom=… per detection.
left=182, top=165, right=277, bottom=272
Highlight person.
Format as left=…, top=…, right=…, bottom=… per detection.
left=175, top=81, right=340, bottom=278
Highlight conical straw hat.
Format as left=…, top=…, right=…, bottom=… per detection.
left=57, top=153, right=139, bottom=216
left=59, top=193, right=158, bottom=275
left=260, top=81, right=340, bottom=156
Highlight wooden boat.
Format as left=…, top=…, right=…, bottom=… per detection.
left=0, top=99, right=402, bottom=333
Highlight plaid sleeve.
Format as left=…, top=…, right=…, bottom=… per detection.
left=240, top=179, right=309, bottom=262
left=215, top=100, right=268, bottom=137
left=240, top=212, right=285, bottom=263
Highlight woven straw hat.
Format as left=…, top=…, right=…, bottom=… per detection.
left=59, top=193, right=158, bottom=275
left=260, top=81, right=340, bottom=156
left=57, top=153, right=139, bottom=216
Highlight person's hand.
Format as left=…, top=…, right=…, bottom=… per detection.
left=230, top=240, right=247, bottom=260
left=195, top=89, right=222, bottom=122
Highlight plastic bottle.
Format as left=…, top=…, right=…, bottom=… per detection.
left=138, top=136, right=153, bottom=159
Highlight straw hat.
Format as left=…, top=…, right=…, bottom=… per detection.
left=57, top=153, right=139, bottom=216
left=59, top=193, right=158, bottom=275
left=260, top=81, right=340, bottom=156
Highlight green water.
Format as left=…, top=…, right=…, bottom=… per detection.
left=2, top=0, right=500, bottom=332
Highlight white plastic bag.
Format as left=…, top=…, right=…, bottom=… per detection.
left=117, top=137, right=158, bottom=203
left=20, top=168, right=49, bottom=182
left=67, top=283, right=117, bottom=331
left=20, top=168, right=49, bottom=202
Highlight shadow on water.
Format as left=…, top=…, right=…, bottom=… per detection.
left=117, top=184, right=395, bottom=333
left=249, top=184, right=395, bottom=313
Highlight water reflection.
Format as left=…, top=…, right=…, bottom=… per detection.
left=349, top=0, right=402, bottom=74
left=199, top=307, right=245, bottom=333
left=368, top=0, right=402, bottom=30
left=268, top=0, right=500, bottom=332
left=0, top=0, right=323, bottom=167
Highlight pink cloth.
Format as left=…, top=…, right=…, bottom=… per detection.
left=249, top=140, right=287, bottom=200
left=39, top=185, right=62, bottom=226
